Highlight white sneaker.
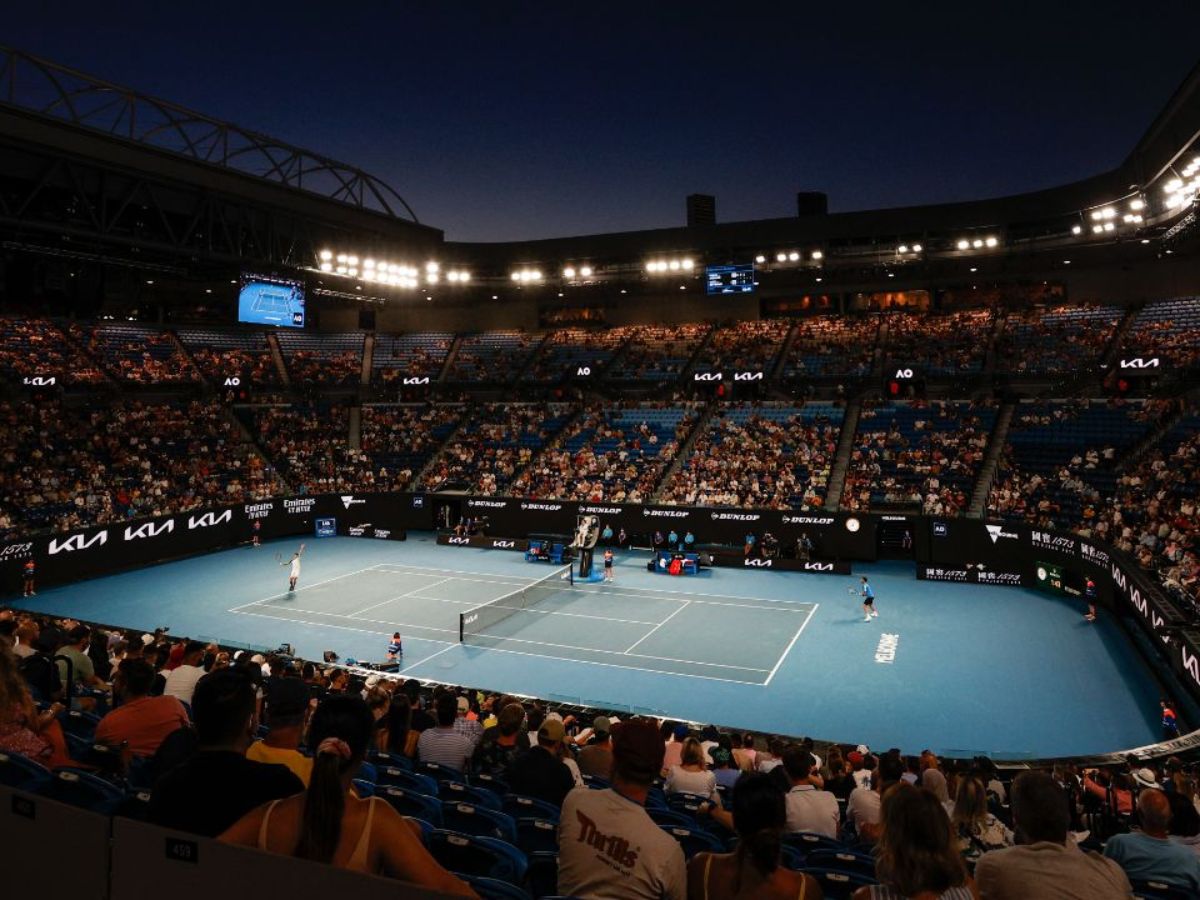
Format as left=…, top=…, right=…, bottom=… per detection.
left=863, top=615, right=871, bottom=622
left=872, top=611, right=879, bottom=617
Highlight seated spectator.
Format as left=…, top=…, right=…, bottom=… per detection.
left=666, top=736, right=721, bottom=801
left=852, top=782, right=976, bottom=900
left=558, top=717, right=686, bottom=899
left=507, top=715, right=576, bottom=808
left=246, top=677, right=314, bottom=785
left=95, top=658, right=190, bottom=759
left=711, top=747, right=741, bottom=792
left=416, top=691, right=474, bottom=773
left=1083, top=768, right=1134, bottom=817
left=220, top=695, right=474, bottom=894
left=783, top=746, right=840, bottom=838
left=57, top=624, right=110, bottom=699
left=149, top=669, right=304, bottom=836
left=19, top=626, right=65, bottom=703
left=576, top=715, right=614, bottom=779
left=0, top=644, right=72, bottom=767
left=663, top=722, right=689, bottom=774
left=951, top=777, right=1013, bottom=863
left=732, top=733, right=757, bottom=772
left=1103, top=789, right=1200, bottom=892
left=973, top=771, right=1131, bottom=899
left=162, top=640, right=207, bottom=707
left=848, top=752, right=906, bottom=844
left=453, top=694, right=483, bottom=751
left=472, top=701, right=528, bottom=777
left=381, top=692, right=412, bottom=756
left=687, top=771, right=822, bottom=900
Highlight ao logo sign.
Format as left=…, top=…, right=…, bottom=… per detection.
left=894, top=368, right=915, bottom=379
left=403, top=377, right=430, bottom=385
left=48, top=531, right=108, bottom=555
left=1119, top=358, right=1160, bottom=369
left=188, top=510, right=233, bottom=530
left=223, top=377, right=241, bottom=386
left=124, top=520, right=175, bottom=541
left=576, top=367, right=591, bottom=376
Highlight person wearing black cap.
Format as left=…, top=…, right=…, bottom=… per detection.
left=507, top=716, right=575, bottom=808
left=247, top=677, right=315, bottom=785
left=558, top=716, right=686, bottom=899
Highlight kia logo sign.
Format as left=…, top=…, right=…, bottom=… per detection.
left=22, top=376, right=57, bottom=386
left=1119, top=357, right=1159, bottom=369
left=744, top=558, right=774, bottom=568
left=803, top=562, right=834, bottom=571
left=694, top=372, right=723, bottom=381
left=492, top=540, right=516, bottom=549
left=48, top=530, right=108, bottom=555
left=448, top=537, right=470, bottom=545
left=402, top=376, right=430, bottom=385
left=188, top=510, right=233, bottom=529
left=733, top=372, right=762, bottom=381
left=124, top=520, right=175, bottom=541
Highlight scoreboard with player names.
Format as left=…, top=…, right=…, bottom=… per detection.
left=705, top=264, right=755, bottom=295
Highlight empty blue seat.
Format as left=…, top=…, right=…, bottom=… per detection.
left=0, top=751, right=52, bottom=790
left=440, top=780, right=503, bottom=810
left=376, top=766, right=439, bottom=796
left=419, top=760, right=468, bottom=785
left=428, top=830, right=528, bottom=885
left=658, top=825, right=726, bottom=859
left=503, top=793, right=561, bottom=823
left=39, top=768, right=124, bottom=814
left=784, top=831, right=848, bottom=856
left=515, top=817, right=559, bottom=855
left=376, top=786, right=443, bottom=827
left=441, top=801, right=518, bottom=843
left=647, top=807, right=700, bottom=830
left=368, top=751, right=413, bottom=771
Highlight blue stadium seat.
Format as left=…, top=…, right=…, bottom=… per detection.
left=57, top=709, right=101, bottom=741
left=368, top=751, right=413, bottom=771
left=784, top=831, right=848, bottom=856
left=647, top=807, right=700, bottom=830
left=376, top=766, right=439, bottom=796
left=405, top=816, right=435, bottom=846
left=474, top=771, right=509, bottom=796
left=375, top=786, right=443, bottom=827
left=503, top=793, right=561, bottom=823
left=351, top=778, right=375, bottom=798
left=658, top=825, right=727, bottom=859
left=440, top=779, right=503, bottom=810
left=802, top=866, right=877, bottom=900
left=581, top=774, right=610, bottom=790
left=356, top=760, right=378, bottom=785
left=515, top=817, right=559, bottom=855
left=804, top=848, right=877, bottom=879
left=780, top=843, right=806, bottom=871
left=428, top=830, right=529, bottom=885
left=441, top=801, right=519, bottom=843
left=1130, top=880, right=1198, bottom=900
left=0, top=750, right=52, bottom=790
left=39, top=768, right=125, bottom=814
left=419, top=760, right=468, bottom=785
left=459, top=874, right=533, bottom=900
left=525, top=851, right=560, bottom=898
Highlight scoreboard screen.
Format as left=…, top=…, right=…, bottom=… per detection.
left=705, top=264, right=755, bottom=295
left=1034, top=560, right=1082, bottom=597
left=238, top=274, right=306, bottom=328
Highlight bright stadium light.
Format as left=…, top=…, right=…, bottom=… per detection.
left=985, top=236, right=998, bottom=248
left=898, top=245, right=909, bottom=254
left=787, top=251, right=800, bottom=262
left=512, top=271, right=522, bottom=281
left=320, top=262, right=333, bottom=272
left=364, top=259, right=376, bottom=269
left=755, top=254, right=766, bottom=264
left=811, top=250, right=823, bottom=260
left=347, top=255, right=358, bottom=265
left=426, top=261, right=439, bottom=273
left=580, top=266, right=593, bottom=277
left=336, top=254, right=347, bottom=263
left=1072, top=225, right=1082, bottom=235
left=912, top=244, right=923, bottom=253
left=956, top=240, right=970, bottom=250
left=1103, top=222, right=1115, bottom=232
left=681, top=258, right=694, bottom=269
left=972, top=239, right=983, bottom=249
left=320, top=249, right=333, bottom=261
left=669, top=260, right=681, bottom=271
left=563, top=267, right=576, bottom=278
left=776, top=252, right=788, bottom=262
left=1130, top=199, right=1145, bottom=211
left=1093, top=224, right=1104, bottom=234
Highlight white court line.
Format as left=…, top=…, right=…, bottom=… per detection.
left=228, top=566, right=384, bottom=612
left=763, top=603, right=819, bottom=686
left=402, top=643, right=460, bottom=671
left=467, top=632, right=769, bottom=672
left=230, top=607, right=459, bottom=641
left=434, top=602, right=662, bottom=627
left=347, top=576, right=455, bottom=617
left=459, top=641, right=767, bottom=686
left=623, top=600, right=691, bottom=654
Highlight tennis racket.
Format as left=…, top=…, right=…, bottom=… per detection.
left=274, top=551, right=282, bottom=564
left=298, top=543, right=306, bottom=554
left=847, top=585, right=859, bottom=596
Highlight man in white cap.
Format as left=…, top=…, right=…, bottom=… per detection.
left=453, top=694, right=482, bottom=751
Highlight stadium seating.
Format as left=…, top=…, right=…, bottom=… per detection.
left=374, top=332, right=455, bottom=383
left=1124, top=297, right=1200, bottom=369
left=360, top=404, right=462, bottom=491
left=241, top=402, right=370, bottom=494
left=177, top=327, right=281, bottom=385
left=0, top=317, right=106, bottom=385
left=692, top=319, right=790, bottom=376
left=606, top=323, right=711, bottom=382
left=446, top=331, right=540, bottom=383
left=662, top=402, right=842, bottom=509
left=883, top=310, right=992, bottom=376
left=515, top=403, right=699, bottom=503
left=782, top=314, right=879, bottom=380
left=995, top=305, right=1122, bottom=374
left=276, top=331, right=363, bottom=386
left=70, top=322, right=198, bottom=384
left=522, top=327, right=631, bottom=383
left=843, top=400, right=996, bottom=514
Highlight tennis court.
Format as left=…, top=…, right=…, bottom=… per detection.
left=229, top=561, right=817, bottom=685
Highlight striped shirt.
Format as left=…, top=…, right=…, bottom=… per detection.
left=416, top=726, right=473, bottom=773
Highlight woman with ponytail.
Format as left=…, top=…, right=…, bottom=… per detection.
left=221, top=694, right=475, bottom=896
left=686, top=771, right=822, bottom=899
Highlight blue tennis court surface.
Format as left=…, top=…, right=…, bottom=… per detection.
left=9, top=533, right=1163, bottom=758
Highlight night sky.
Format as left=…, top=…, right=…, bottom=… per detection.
left=5, top=2, right=1198, bottom=242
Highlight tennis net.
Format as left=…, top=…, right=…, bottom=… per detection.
left=459, top=563, right=574, bottom=642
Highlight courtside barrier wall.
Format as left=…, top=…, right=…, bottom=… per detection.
left=2, top=493, right=1197, bottom=705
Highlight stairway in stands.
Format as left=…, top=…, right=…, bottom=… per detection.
left=823, top=400, right=862, bottom=511
left=650, top=401, right=717, bottom=501
left=967, top=400, right=1016, bottom=518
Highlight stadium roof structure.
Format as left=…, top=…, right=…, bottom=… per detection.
left=0, top=46, right=419, bottom=223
